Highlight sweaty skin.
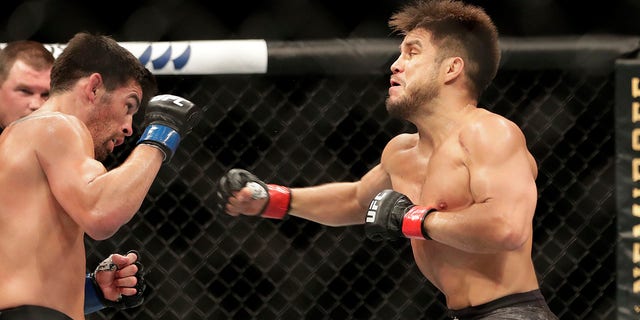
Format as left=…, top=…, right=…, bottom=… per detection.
left=0, top=77, right=163, bottom=319
left=225, top=28, right=541, bottom=310
left=0, top=50, right=145, bottom=313
left=382, top=111, right=539, bottom=308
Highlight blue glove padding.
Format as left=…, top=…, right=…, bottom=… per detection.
left=137, top=124, right=180, bottom=161
left=84, top=273, right=106, bottom=314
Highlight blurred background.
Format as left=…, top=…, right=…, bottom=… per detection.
left=1, top=0, right=640, bottom=42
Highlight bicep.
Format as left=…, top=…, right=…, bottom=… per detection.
left=466, top=121, right=537, bottom=224
left=356, top=163, right=392, bottom=209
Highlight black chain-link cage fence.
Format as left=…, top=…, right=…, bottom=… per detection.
left=83, top=37, right=640, bottom=320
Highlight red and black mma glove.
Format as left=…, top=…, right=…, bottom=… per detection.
left=365, top=189, right=436, bottom=241
left=216, top=168, right=291, bottom=219
left=85, top=250, right=147, bottom=314
left=137, top=94, right=202, bottom=163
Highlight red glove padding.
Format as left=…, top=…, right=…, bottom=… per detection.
left=261, top=184, right=292, bottom=219
left=401, top=206, right=434, bottom=239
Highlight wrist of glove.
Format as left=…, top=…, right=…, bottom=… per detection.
left=261, top=184, right=292, bottom=219
left=365, top=189, right=435, bottom=241
left=138, top=124, right=180, bottom=162
left=137, top=94, right=202, bottom=163
left=88, top=250, right=146, bottom=310
left=217, top=168, right=291, bottom=219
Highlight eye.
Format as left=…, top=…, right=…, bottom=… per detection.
left=127, top=102, right=141, bottom=115
left=18, top=88, right=32, bottom=95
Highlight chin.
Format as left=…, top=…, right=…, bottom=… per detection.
left=385, top=97, right=401, bottom=111
left=385, top=96, right=396, bottom=110
left=93, top=148, right=108, bottom=162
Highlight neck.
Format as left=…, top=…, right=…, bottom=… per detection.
left=412, top=99, right=478, bottom=146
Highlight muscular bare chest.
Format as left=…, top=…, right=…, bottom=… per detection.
left=388, top=139, right=474, bottom=211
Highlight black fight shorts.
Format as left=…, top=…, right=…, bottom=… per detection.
left=448, top=289, right=559, bottom=320
left=0, top=305, right=72, bottom=320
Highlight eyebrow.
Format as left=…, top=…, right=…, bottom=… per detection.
left=400, top=39, right=423, bottom=50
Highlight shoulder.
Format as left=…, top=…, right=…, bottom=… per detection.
left=463, top=109, right=523, bottom=141
left=380, top=133, right=418, bottom=165
left=13, top=112, right=85, bottom=135
left=10, top=112, right=91, bottom=153
left=383, top=133, right=418, bottom=154
left=460, top=109, right=527, bottom=156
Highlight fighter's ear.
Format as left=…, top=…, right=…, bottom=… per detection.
left=443, top=56, right=464, bottom=83
left=85, top=73, right=103, bottom=103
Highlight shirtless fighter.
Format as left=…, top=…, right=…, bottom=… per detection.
left=0, top=39, right=147, bottom=316
left=216, top=1, right=558, bottom=319
left=0, top=32, right=200, bottom=319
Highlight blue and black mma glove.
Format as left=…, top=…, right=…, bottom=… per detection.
left=365, top=189, right=436, bottom=241
left=216, top=169, right=292, bottom=219
left=137, top=94, right=202, bottom=163
left=84, top=250, right=147, bottom=314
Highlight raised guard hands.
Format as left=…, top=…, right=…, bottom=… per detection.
left=137, top=94, right=202, bottom=163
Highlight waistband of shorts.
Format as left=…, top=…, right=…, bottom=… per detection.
left=0, top=305, right=73, bottom=320
left=448, top=289, right=547, bottom=319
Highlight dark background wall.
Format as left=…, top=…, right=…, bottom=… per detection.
left=1, top=0, right=639, bottom=43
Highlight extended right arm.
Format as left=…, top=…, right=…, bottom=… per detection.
left=216, top=164, right=391, bottom=227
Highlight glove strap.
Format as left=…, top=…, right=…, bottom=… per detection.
left=402, top=206, right=436, bottom=240
left=261, top=184, right=291, bottom=219
left=84, top=273, right=106, bottom=314
left=137, top=124, right=181, bottom=161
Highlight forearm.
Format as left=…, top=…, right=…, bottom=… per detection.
left=289, top=182, right=366, bottom=226
left=85, top=146, right=163, bottom=239
left=424, top=203, right=531, bottom=253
